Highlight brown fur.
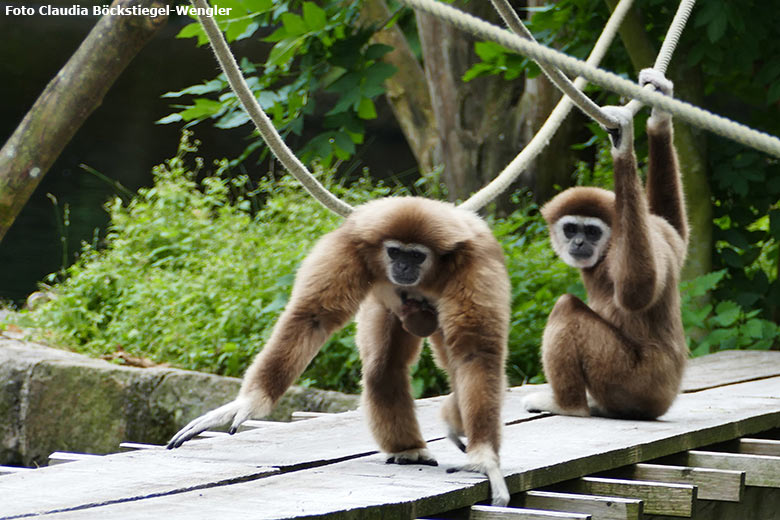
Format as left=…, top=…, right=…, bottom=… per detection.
left=530, top=99, right=689, bottom=420
left=168, top=196, right=511, bottom=505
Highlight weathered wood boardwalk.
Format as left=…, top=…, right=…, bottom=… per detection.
left=0, top=350, right=778, bottom=519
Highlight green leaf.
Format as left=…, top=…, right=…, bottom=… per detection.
left=240, top=0, right=272, bottom=12
left=281, top=12, right=307, bottom=37
left=357, top=98, right=377, bottom=119
left=302, top=2, right=327, bottom=31
left=162, top=80, right=224, bottom=98
left=364, top=62, right=397, bottom=85
left=156, top=113, right=183, bottom=125
left=266, top=37, right=304, bottom=68
left=365, top=43, right=394, bottom=61
left=215, top=110, right=250, bottom=129
left=179, top=98, right=224, bottom=121
left=706, top=11, right=728, bottom=43
left=712, top=300, right=741, bottom=327
left=176, top=22, right=207, bottom=46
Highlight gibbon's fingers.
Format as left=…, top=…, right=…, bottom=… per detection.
left=385, top=447, right=438, bottom=466
left=167, top=400, right=244, bottom=449
left=599, top=105, right=634, bottom=153
left=639, top=68, right=674, bottom=124
left=639, top=68, right=674, bottom=98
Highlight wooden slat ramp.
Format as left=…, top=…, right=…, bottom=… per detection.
left=0, top=350, right=778, bottom=519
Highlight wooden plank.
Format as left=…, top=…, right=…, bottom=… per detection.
left=523, top=490, right=642, bottom=520
left=119, top=442, right=165, bottom=451
left=237, top=419, right=277, bottom=430
left=0, top=466, right=34, bottom=476
left=558, top=477, right=695, bottom=517
left=683, top=450, right=780, bottom=487
left=2, top=368, right=779, bottom=519
left=606, top=462, right=744, bottom=502
left=682, top=350, right=780, bottom=392
left=472, top=505, right=591, bottom=519
left=291, top=411, right=333, bottom=421
left=48, top=452, right=101, bottom=466
left=738, top=438, right=780, bottom=456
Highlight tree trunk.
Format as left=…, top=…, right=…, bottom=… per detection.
left=416, top=1, right=526, bottom=205
left=603, top=0, right=712, bottom=280
left=361, top=0, right=441, bottom=174
left=0, top=0, right=169, bottom=242
left=518, top=0, right=582, bottom=204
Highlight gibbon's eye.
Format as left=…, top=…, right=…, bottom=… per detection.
left=584, top=225, right=603, bottom=241
left=562, top=223, right=578, bottom=239
left=410, top=250, right=427, bottom=263
left=387, top=247, right=401, bottom=259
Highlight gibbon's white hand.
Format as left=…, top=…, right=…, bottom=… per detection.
left=167, top=397, right=253, bottom=449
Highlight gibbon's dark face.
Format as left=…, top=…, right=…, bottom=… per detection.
left=552, top=215, right=611, bottom=269
left=383, top=240, right=433, bottom=286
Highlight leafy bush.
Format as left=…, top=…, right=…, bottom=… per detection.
left=681, top=270, right=778, bottom=355
left=14, top=134, right=572, bottom=395
left=161, top=0, right=395, bottom=169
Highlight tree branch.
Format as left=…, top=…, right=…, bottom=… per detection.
left=0, top=0, right=170, bottom=242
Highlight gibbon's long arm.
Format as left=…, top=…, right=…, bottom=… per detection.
left=640, top=70, right=689, bottom=244
left=600, top=105, right=667, bottom=312
left=168, top=228, right=371, bottom=449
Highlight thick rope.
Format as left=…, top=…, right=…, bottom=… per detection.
left=489, top=0, right=618, bottom=129
left=461, top=0, right=634, bottom=211
left=398, top=0, right=780, bottom=159
left=190, top=0, right=353, bottom=217
left=625, top=0, right=696, bottom=115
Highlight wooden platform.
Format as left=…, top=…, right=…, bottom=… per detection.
left=0, top=350, right=778, bottom=519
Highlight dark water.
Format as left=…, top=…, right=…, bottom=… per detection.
left=0, top=10, right=416, bottom=304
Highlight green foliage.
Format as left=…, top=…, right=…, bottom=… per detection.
left=491, top=194, right=583, bottom=385
left=161, top=0, right=396, bottom=168
left=13, top=136, right=572, bottom=395
left=681, top=270, right=778, bottom=355
left=17, top=133, right=384, bottom=393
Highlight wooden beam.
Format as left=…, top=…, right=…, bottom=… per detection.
left=119, top=442, right=165, bottom=451
left=608, top=462, right=744, bottom=502
left=682, top=350, right=780, bottom=392
left=48, top=452, right=102, bottom=466
left=291, top=411, right=333, bottom=421
left=684, top=450, right=780, bottom=487
left=738, top=438, right=780, bottom=457
left=558, top=477, right=696, bottom=517
left=239, top=419, right=278, bottom=430
left=471, top=505, right=591, bottom=519
left=0, top=466, right=33, bottom=476
left=523, top=490, right=642, bottom=520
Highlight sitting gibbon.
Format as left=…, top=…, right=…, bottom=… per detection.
left=524, top=69, right=689, bottom=420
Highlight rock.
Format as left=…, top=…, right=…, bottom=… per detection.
left=0, top=339, right=359, bottom=467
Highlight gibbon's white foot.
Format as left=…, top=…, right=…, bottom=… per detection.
left=446, top=445, right=510, bottom=506
left=522, top=391, right=590, bottom=417
left=385, top=447, right=438, bottom=466
left=167, top=394, right=270, bottom=449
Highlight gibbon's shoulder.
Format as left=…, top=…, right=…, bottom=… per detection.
left=346, top=197, right=488, bottom=252
left=541, top=187, right=615, bottom=228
